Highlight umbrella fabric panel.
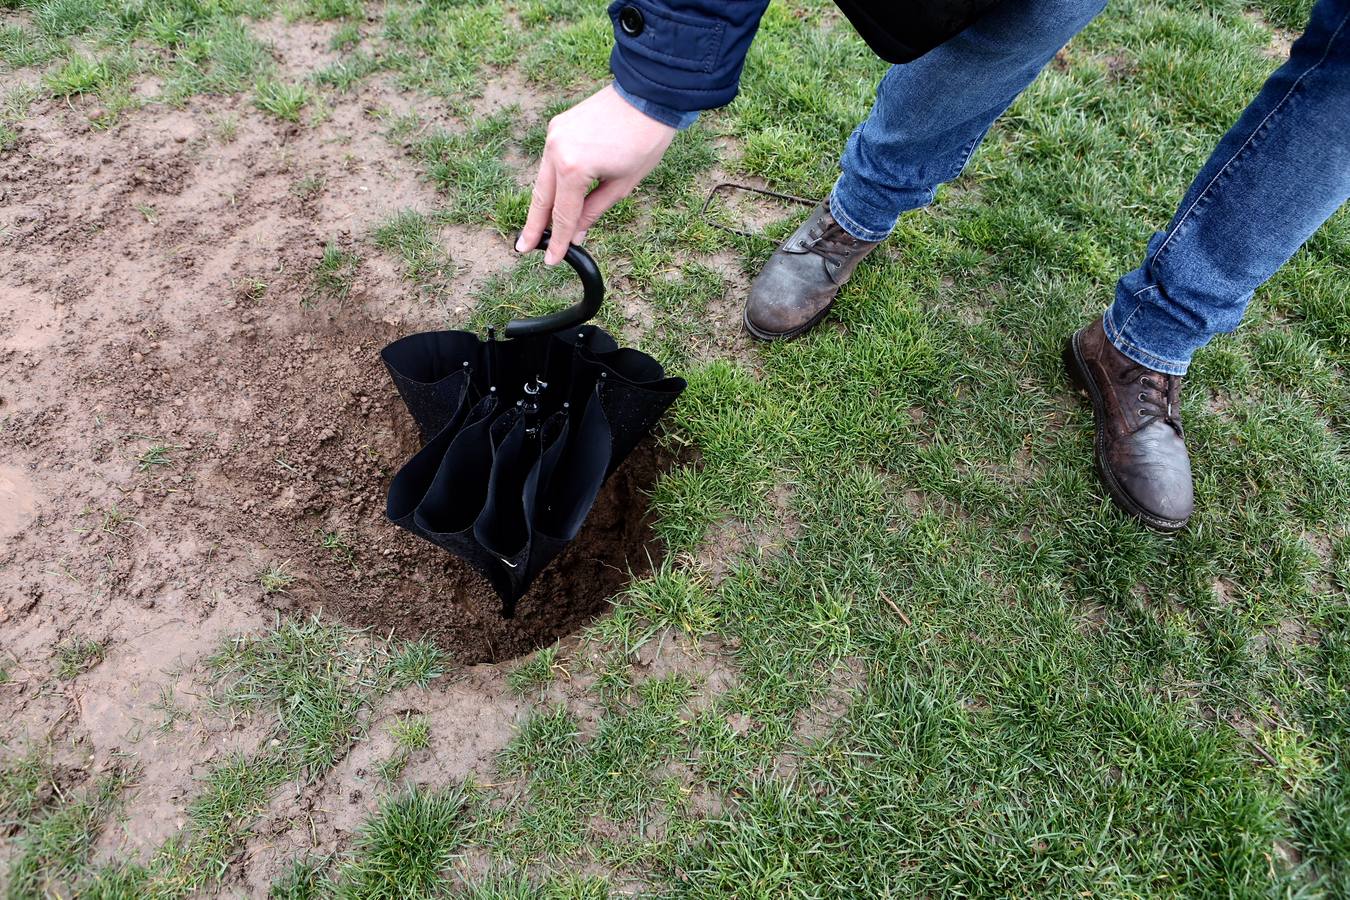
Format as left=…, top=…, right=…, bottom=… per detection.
left=410, top=399, right=517, bottom=600
left=381, top=324, right=686, bottom=618
left=412, top=397, right=500, bottom=536
left=530, top=389, right=612, bottom=542
left=380, top=330, right=484, bottom=437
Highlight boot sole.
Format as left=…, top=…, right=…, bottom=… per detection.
left=1063, top=333, right=1188, bottom=534
left=743, top=300, right=836, bottom=343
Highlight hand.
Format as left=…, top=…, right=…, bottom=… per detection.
left=516, top=84, right=676, bottom=265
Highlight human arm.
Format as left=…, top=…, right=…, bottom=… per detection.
left=517, top=0, right=771, bottom=263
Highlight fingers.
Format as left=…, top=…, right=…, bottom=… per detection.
left=575, top=179, right=631, bottom=243
left=517, top=157, right=556, bottom=253
left=544, top=167, right=588, bottom=265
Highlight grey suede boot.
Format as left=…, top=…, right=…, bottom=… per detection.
left=743, top=200, right=882, bottom=341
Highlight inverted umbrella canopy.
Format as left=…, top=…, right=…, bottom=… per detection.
left=381, top=235, right=686, bottom=617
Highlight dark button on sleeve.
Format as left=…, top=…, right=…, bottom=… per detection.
left=618, top=4, right=645, bottom=36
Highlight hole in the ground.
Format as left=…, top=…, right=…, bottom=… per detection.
left=327, top=439, right=674, bottom=663
left=200, top=309, right=679, bottom=664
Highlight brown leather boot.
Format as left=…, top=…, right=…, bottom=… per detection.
left=1064, top=317, right=1194, bottom=532
left=743, top=200, right=881, bottom=341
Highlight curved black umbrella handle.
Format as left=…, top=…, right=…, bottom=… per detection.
left=505, top=230, right=604, bottom=338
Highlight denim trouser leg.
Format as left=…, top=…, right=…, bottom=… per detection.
left=1108, top=0, right=1350, bottom=375
left=828, top=0, right=1107, bottom=242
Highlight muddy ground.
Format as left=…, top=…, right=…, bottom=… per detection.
left=0, top=27, right=700, bottom=890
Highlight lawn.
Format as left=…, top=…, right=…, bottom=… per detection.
left=0, top=0, right=1347, bottom=896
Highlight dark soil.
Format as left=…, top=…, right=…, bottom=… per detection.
left=336, top=440, right=672, bottom=663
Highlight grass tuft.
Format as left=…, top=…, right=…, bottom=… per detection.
left=507, top=646, right=559, bottom=696
left=389, top=713, right=431, bottom=751
left=6, top=764, right=135, bottom=898
left=54, top=637, right=106, bottom=679
left=253, top=78, right=311, bottom=121
left=318, top=528, right=358, bottom=566
left=258, top=560, right=296, bottom=594
left=303, top=0, right=360, bottom=20
left=134, top=442, right=176, bottom=472
left=207, top=617, right=383, bottom=775
left=307, top=242, right=361, bottom=305
left=44, top=54, right=110, bottom=97
left=330, top=784, right=473, bottom=899
left=385, top=637, right=448, bottom=689
left=0, top=747, right=56, bottom=821
left=269, top=855, right=331, bottom=899
left=371, top=209, right=456, bottom=296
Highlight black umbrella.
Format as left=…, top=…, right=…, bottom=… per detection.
left=381, top=234, right=686, bottom=618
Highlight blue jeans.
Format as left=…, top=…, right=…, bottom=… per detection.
left=830, top=0, right=1350, bottom=375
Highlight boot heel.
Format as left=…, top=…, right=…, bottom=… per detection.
left=1062, top=337, right=1088, bottom=393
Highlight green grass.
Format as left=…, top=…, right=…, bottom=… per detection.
left=291, top=172, right=326, bottom=200
left=506, top=646, right=559, bottom=696
left=0, top=748, right=56, bottom=822
left=312, top=51, right=380, bottom=91
left=207, top=616, right=376, bottom=774
left=134, top=442, right=177, bottom=472
left=414, top=111, right=526, bottom=228
left=61, top=618, right=447, bottom=898
left=153, top=753, right=292, bottom=893
left=371, top=209, right=456, bottom=297
left=1, top=0, right=1345, bottom=894
left=379, top=0, right=1346, bottom=893
left=329, top=21, right=361, bottom=49
left=43, top=53, right=108, bottom=96
left=0, top=118, right=19, bottom=151
left=258, top=560, right=296, bottom=594
left=63, top=753, right=291, bottom=898
left=212, top=113, right=240, bottom=142
left=164, top=19, right=272, bottom=99
left=237, top=275, right=269, bottom=304
left=384, top=637, right=450, bottom=688
left=328, top=784, right=474, bottom=898
left=6, top=764, right=135, bottom=898
left=390, top=714, right=431, bottom=751
left=41, top=49, right=138, bottom=114
left=455, top=873, right=611, bottom=899
left=54, top=636, right=106, bottom=678
left=269, top=856, right=330, bottom=899
left=376, top=714, right=432, bottom=781
left=1, top=24, right=60, bottom=70
left=254, top=78, right=312, bottom=121
left=1250, top=0, right=1314, bottom=29
left=301, top=0, right=360, bottom=21
left=32, top=0, right=113, bottom=39
left=318, top=528, right=357, bottom=565
left=150, top=683, right=190, bottom=732
left=0, top=87, right=36, bottom=151
left=307, top=241, right=360, bottom=305
left=380, top=0, right=519, bottom=99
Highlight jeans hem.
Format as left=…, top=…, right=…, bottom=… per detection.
left=827, top=189, right=895, bottom=243
left=1103, top=305, right=1191, bottom=376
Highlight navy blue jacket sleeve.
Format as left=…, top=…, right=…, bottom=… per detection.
left=607, top=0, right=771, bottom=114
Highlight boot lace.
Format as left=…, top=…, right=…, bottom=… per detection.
left=803, top=218, right=862, bottom=264
left=1127, top=365, right=1183, bottom=435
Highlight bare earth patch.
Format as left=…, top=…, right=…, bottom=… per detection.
left=1, top=68, right=700, bottom=887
